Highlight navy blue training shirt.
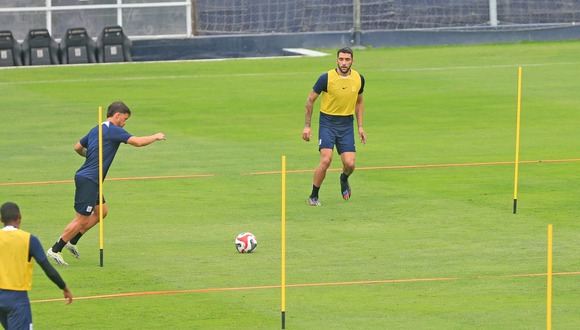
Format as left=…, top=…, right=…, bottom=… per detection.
left=76, top=122, right=132, bottom=183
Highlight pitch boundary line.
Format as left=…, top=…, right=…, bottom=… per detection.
left=31, top=271, right=580, bottom=304
left=3, top=158, right=580, bottom=187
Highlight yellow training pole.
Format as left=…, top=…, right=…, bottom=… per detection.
left=547, top=224, right=553, bottom=330
left=98, top=106, right=104, bottom=267
left=281, top=155, right=287, bottom=329
left=513, top=66, right=523, bottom=214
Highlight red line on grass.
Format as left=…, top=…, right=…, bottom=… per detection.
left=104, top=174, right=216, bottom=181
left=0, top=179, right=75, bottom=187
left=31, top=271, right=580, bottom=304
left=0, top=174, right=215, bottom=187
left=474, top=271, right=580, bottom=279
left=245, top=158, right=580, bottom=175
left=3, top=158, right=580, bottom=186
left=30, top=277, right=459, bottom=303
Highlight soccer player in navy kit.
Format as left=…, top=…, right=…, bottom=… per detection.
left=47, top=101, right=166, bottom=265
left=0, top=202, right=73, bottom=329
left=302, top=47, right=366, bottom=206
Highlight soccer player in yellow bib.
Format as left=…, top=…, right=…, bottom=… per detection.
left=302, top=47, right=366, bottom=206
left=0, top=202, right=72, bottom=329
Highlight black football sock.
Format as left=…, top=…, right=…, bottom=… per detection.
left=69, top=232, right=83, bottom=245
left=51, top=237, right=67, bottom=253
left=310, top=185, right=320, bottom=198
left=340, top=173, right=349, bottom=182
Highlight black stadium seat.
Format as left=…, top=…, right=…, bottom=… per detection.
left=0, top=30, right=23, bottom=66
left=96, top=25, right=132, bottom=63
left=22, top=28, right=60, bottom=65
left=60, top=27, right=97, bottom=64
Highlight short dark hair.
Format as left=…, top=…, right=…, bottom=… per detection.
left=337, top=47, right=354, bottom=58
left=107, top=101, right=131, bottom=118
left=1, top=202, right=20, bottom=223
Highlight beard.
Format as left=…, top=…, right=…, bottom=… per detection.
left=337, top=64, right=351, bottom=75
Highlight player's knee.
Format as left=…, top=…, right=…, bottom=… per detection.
left=97, top=205, right=109, bottom=218
left=319, top=157, right=332, bottom=169
left=76, top=216, right=91, bottom=227
left=344, top=160, right=355, bottom=172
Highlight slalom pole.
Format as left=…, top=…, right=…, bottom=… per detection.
left=547, top=224, right=553, bottom=330
left=98, top=106, right=104, bottom=267
left=513, top=66, right=523, bottom=214
left=281, top=155, right=287, bottom=329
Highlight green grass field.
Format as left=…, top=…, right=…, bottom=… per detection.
left=1, top=41, right=579, bottom=329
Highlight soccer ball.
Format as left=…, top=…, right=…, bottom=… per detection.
left=235, top=232, right=257, bottom=253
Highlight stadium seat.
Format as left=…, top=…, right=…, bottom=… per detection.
left=0, top=30, right=23, bottom=66
left=96, top=25, right=132, bottom=63
left=22, top=28, right=60, bottom=65
left=60, top=27, right=97, bottom=64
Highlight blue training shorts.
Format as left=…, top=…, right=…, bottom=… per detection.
left=74, top=175, right=105, bottom=215
left=0, top=290, right=32, bottom=330
left=318, top=123, right=356, bottom=155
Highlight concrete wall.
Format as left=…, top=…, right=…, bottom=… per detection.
left=363, top=25, right=580, bottom=47
left=131, top=25, right=580, bottom=62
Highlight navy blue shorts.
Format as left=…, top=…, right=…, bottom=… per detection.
left=318, top=124, right=356, bottom=155
left=74, top=175, right=105, bottom=216
left=318, top=112, right=356, bottom=154
left=0, top=290, right=32, bottom=330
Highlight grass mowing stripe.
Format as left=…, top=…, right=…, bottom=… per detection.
left=2, top=158, right=580, bottom=186
left=31, top=271, right=579, bottom=304
left=3, top=158, right=580, bottom=186
left=4, top=42, right=580, bottom=328
left=1, top=60, right=578, bottom=86
left=0, top=174, right=215, bottom=186
left=383, top=61, right=580, bottom=72
left=246, top=158, right=580, bottom=175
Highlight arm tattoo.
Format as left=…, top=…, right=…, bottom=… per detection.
left=304, top=97, right=313, bottom=128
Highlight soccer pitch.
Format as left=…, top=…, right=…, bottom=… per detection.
left=1, top=41, right=579, bottom=329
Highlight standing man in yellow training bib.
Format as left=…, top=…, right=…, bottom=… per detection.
left=0, top=202, right=73, bottom=329
left=302, top=47, right=366, bottom=206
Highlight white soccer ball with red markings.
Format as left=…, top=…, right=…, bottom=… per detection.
left=235, top=232, right=257, bottom=253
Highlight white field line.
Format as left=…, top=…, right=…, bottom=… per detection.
left=383, top=61, right=579, bottom=71
left=0, top=61, right=578, bottom=86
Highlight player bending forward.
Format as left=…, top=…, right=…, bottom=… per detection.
left=47, top=101, right=165, bottom=265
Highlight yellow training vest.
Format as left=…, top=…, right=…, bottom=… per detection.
left=0, top=229, right=33, bottom=291
left=320, top=69, right=362, bottom=116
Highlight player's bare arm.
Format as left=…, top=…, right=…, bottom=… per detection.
left=303, top=90, right=319, bottom=142
left=127, top=133, right=166, bottom=147
left=74, top=141, right=87, bottom=157
left=355, top=93, right=366, bottom=144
